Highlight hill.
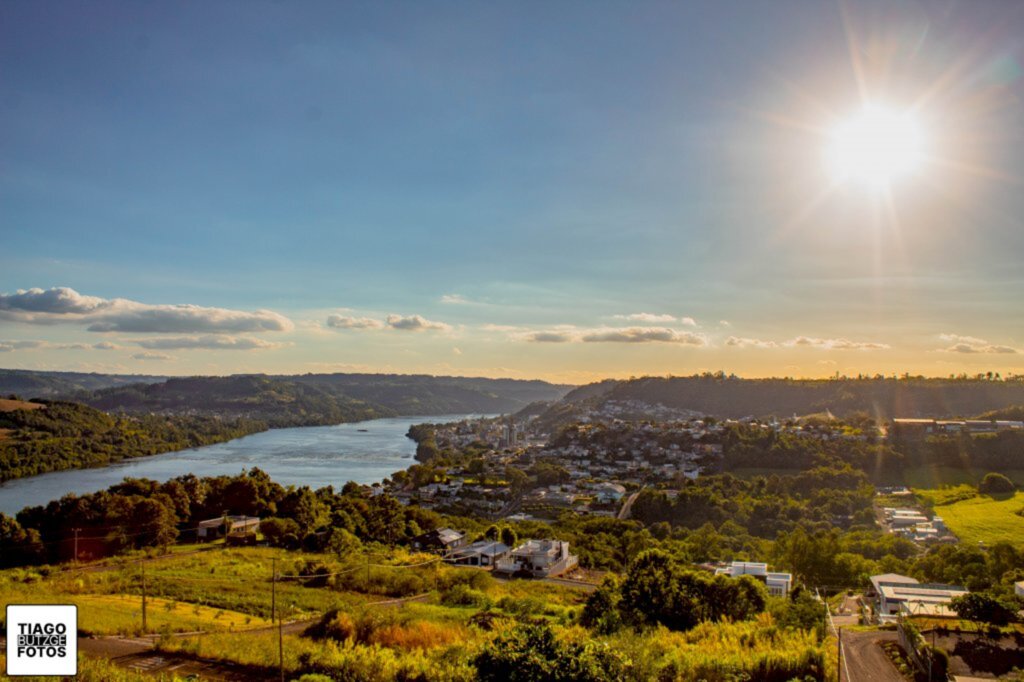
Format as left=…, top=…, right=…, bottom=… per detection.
left=65, top=373, right=571, bottom=427
left=0, top=369, right=167, bottom=397
left=551, top=375, right=1024, bottom=421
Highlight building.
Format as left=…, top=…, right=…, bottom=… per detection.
left=444, top=540, right=510, bottom=567
left=869, top=573, right=968, bottom=620
left=1015, top=581, right=1024, bottom=599
left=411, top=527, right=466, bottom=554
left=197, top=515, right=260, bottom=540
left=591, top=482, right=627, bottom=503
left=494, top=539, right=578, bottom=578
left=714, top=561, right=792, bottom=597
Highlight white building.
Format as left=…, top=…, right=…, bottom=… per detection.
left=197, top=515, right=260, bottom=540
left=869, top=574, right=968, bottom=620
left=494, top=539, right=578, bottom=578
left=445, top=540, right=510, bottom=567
left=715, top=561, right=792, bottom=597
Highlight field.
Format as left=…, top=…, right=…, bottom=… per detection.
left=915, top=489, right=1024, bottom=547
left=0, top=398, right=45, bottom=412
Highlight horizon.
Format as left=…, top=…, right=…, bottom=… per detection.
left=3, top=2, right=1024, bottom=383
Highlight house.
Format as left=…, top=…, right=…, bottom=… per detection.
left=868, top=573, right=968, bottom=620
left=494, top=539, right=578, bottom=578
left=197, top=515, right=260, bottom=541
left=411, top=527, right=466, bottom=554
left=445, top=540, right=510, bottom=567
left=591, top=482, right=627, bottom=503
left=714, top=561, right=792, bottom=597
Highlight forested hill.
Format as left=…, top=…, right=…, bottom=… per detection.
left=0, top=369, right=167, bottom=397
left=556, top=375, right=1024, bottom=419
left=0, top=399, right=264, bottom=482
left=62, top=373, right=571, bottom=427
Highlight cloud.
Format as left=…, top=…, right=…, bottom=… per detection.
left=326, top=315, right=385, bottom=329
left=787, top=336, right=890, bottom=350
left=612, top=313, right=698, bottom=326
left=0, top=287, right=293, bottom=334
left=93, top=341, right=123, bottom=350
left=938, top=334, right=1016, bottom=354
left=0, top=339, right=93, bottom=352
left=440, top=294, right=471, bottom=305
left=582, top=327, right=706, bottom=344
left=132, top=335, right=287, bottom=350
left=385, top=314, right=451, bottom=332
left=131, top=352, right=173, bottom=361
left=524, top=331, right=575, bottom=343
left=725, top=336, right=778, bottom=348
left=452, top=347, right=463, bottom=356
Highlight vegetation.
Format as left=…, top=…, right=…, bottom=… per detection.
left=916, top=489, right=1024, bottom=548
left=0, top=399, right=265, bottom=482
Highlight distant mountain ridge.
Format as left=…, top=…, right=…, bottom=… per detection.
left=0, top=369, right=169, bottom=397
left=547, top=374, right=1024, bottom=421
left=0, top=370, right=573, bottom=428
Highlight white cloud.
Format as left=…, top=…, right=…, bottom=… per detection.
left=582, top=327, right=706, bottom=345
left=938, top=333, right=1016, bottom=354
left=518, top=326, right=706, bottom=345
left=131, top=352, right=173, bottom=361
left=440, top=294, right=471, bottom=305
left=452, top=347, right=463, bottom=356
left=93, top=341, right=123, bottom=350
left=132, top=335, right=287, bottom=350
left=0, top=287, right=293, bottom=334
left=524, top=331, right=575, bottom=343
left=787, top=336, right=890, bottom=350
left=0, top=339, right=93, bottom=352
left=326, top=315, right=385, bottom=329
left=385, top=314, right=451, bottom=332
left=725, top=336, right=778, bottom=348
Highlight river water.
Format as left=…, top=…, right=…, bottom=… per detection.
left=0, top=414, right=486, bottom=515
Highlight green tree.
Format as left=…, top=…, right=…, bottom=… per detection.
left=950, top=592, right=1018, bottom=626
left=979, top=472, right=1015, bottom=495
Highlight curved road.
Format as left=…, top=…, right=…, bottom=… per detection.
left=841, top=629, right=902, bottom=682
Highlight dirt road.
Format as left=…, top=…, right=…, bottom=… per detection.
left=841, top=629, right=903, bottom=682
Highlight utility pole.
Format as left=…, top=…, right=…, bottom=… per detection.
left=837, top=627, right=842, bottom=682
left=141, top=562, right=148, bottom=633
left=72, top=528, right=79, bottom=564
left=273, top=557, right=283, bottom=682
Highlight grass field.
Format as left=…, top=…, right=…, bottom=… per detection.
left=901, top=466, right=1024, bottom=489
left=915, top=490, right=1024, bottom=547
left=0, top=398, right=45, bottom=412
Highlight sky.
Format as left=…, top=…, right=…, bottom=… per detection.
left=2, top=0, right=1024, bottom=384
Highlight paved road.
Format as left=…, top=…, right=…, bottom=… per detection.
left=841, top=629, right=902, bottom=682
left=617, top=487, right=644, bottom=520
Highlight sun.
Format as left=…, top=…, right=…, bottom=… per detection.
left=826, top=105, right=925, bottom=187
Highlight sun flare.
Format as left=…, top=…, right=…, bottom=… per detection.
left=826, top=105, right=925, bottom=187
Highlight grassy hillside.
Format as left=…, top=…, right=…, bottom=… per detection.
left=0, top=545, right=832, bottom=682
left=916, top=489, right=1024, bottom=547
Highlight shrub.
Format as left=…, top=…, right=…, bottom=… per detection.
left=441, top=583, right=491, bottom=609
left=979, top=473, right=1016, bottom=495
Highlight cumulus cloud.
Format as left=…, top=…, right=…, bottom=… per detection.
left=787, top=336, right=890, bottom=350
left=519, top=326, right=705, bottom=345
left=0, top=287, right=294, bottom=334
left=131, top=352, right=173, bottom=361
left=385, top=314, right=451, bottom=332
left=524, top=331, right=575, bottom=343
left=0, top=339, right=93, bottom=352
left=582, top=327, right=706, bottom=345
left=725, top=336, right=778, bottom=348
left=132, top=335, right=286, bottom=350
left=938, top=334, right=1016, bottom=354
left=326, top=315, right=385, bottom=329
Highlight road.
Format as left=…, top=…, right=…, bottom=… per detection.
left=840, top=629, right=902, bottom=682
left=617, top=487, right=644, bottom=520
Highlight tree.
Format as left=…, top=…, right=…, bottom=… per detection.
left=500, top=526, right=518, bottom=549
left=581, top=576, right=623, bottom=634
left=260, top=517, right=300, bottom=547
left=473, top=623, right=625, bottom=682
left=979, top=472, right=1015, bottom=495
left=950, top=593, right=1017, bottom=626
left=618, top=550, right=698, bottom=631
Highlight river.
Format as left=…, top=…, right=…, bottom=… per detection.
left=0, top=414, right=489, bottom=515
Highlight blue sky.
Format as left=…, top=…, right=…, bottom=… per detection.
left=2, top=1, right=1024, bottom=382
